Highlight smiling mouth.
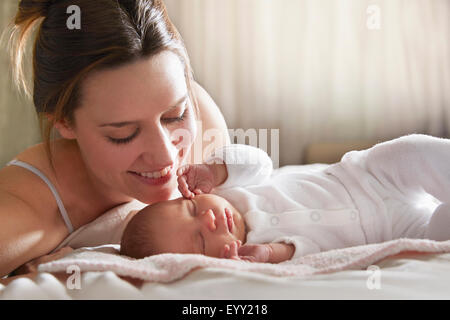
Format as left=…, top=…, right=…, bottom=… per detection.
left=130, top=165, right=172, bottom=179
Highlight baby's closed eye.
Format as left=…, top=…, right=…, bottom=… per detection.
left=189, top=200, right=197, bottom=216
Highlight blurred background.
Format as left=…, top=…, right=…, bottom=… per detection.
left=1, top=0, right=449, bottom=167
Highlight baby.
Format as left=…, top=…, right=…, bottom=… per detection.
left=121, top=134, right=450, bottom=263
left=120, top=194, right=295, bottom=263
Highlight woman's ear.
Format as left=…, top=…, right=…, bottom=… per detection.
left=53, top=118, right=77, bottom=140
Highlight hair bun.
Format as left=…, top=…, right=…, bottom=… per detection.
left=19, top=0, right=55, bottom=18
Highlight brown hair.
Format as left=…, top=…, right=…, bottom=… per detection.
left=5, top=0, right=198, bottom=160
left=120, top=203, right=163, bottom=258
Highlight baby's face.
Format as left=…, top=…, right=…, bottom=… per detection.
left=146, top=194, right=246, bottom=258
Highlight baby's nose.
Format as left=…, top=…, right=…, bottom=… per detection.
left=201, top=209, right=217, bottom=232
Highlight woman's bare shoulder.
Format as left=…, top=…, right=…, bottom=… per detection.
left=1, top=142, right=46, bottom=184
left=0, top=139, right=70, bottom=188
left=0, top=139, right=76, bottom=215
left=0, top=142, right=72, bottom=276
left=1, top=139, right=124, bottom=230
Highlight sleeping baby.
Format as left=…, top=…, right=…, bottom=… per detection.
left=120, top=134, right=450, bottom=263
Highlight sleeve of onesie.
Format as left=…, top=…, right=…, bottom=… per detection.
left=271, top=236, right=322, bottom=260
left=205, top=144, right=273, bottom=189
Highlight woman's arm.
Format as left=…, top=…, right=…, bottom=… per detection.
left=0, top=246, right=73, bottom=285
left=188, top=81, right=230, bottom=165
left=0, top=187, right=65, bottom=278
left=0, top=190, right=39, bottom=277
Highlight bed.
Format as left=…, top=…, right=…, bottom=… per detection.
left=1, top=164, right=450, bottom=300
left=1, top=246, right=450, bottom=300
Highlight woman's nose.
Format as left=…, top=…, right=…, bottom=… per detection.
left=141, top=126, right=179, bottom=164
left=200, top=209, right=217, bottom=232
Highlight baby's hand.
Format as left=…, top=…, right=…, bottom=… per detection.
left=220, top=240, right=243, bottom=260
left=220, top=241, right=271, bottom=263
left=177, top=164, right=216, bottom=199
left=237, top=243, right=271, bottom=263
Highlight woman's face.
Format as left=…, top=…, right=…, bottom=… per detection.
left=64, top=51, right=197, bottom=203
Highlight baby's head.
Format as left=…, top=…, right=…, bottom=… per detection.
left=120, top=194, right=246, bottom=259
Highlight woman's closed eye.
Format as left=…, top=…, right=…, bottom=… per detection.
left=106, top=109, right=185, bottom=145
left=107, top=128, right=140, bottom=145
left=162, top=107, right=188, bottom=124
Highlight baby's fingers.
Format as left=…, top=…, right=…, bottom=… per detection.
left=177, top=175, right=194, bottom=199
left=229, top=241, right=239, bottom=255
left=238, top=256, right=257, bottom=263
left=193, top=189, right=203, bottom=195
left=220, top=242, right=238, bottom=259
left=227, top=241, right=243, bottom=260
left=220, top=244, right=231, bottom=259
left=176, top=165, right=191, bottom=177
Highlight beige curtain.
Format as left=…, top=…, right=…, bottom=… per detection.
left=165, top=0, right=450, bottom=165
left=0, top=1, right=449, bottom=167
left=0, top=0, right=40, bottom=168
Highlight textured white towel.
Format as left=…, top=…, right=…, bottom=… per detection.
left=39, top=239, right=450, bottom=283
left=53, top=200, right=147, bottom=251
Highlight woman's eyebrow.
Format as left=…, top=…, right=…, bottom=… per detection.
left=99, top=121, right=137, bottom=128
left=98, top=94, right=188, bottom=128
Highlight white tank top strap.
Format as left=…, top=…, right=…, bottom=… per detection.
left=7, top=159, right=74, bottom=233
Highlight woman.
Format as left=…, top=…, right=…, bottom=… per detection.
left=0, top=0, right=229, bottom=279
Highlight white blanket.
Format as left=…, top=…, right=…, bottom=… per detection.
left=38, top=239, right=450, bottom=283
left=2, top=247, right=450, bottom=299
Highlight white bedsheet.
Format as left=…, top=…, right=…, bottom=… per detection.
left=1, top=250, right=450, bottom=299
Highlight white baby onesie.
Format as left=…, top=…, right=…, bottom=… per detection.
left=207, top=134, right=450, bottom=259
left=326, top=134, right=450, bottom=244
left=207, top=145, right=367, bottom=259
